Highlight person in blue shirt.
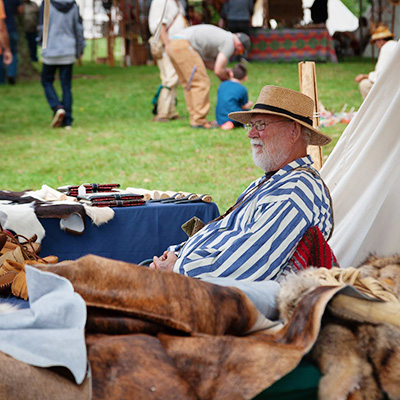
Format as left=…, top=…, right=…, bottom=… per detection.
left=37, top=0, right=85, bottom=128
left=216, top=63, right=253, bottom=130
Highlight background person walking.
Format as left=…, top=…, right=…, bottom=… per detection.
left=38, top=0, right=85, bottom=128
left=22, top=0, right=39, bottom=62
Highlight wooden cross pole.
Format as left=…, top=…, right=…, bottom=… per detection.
left=42, top=0, right=50, bottom=49
left=298, top=61, right=323, bottom=170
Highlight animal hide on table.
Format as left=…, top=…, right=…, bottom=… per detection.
left=37, top=255, right=350, bottom=400
left=0, top=189, right=114, bottom=241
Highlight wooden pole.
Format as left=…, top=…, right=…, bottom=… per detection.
left=107, top=9, right=115, bottom=67
left=42, top=0, right=50, bottom=48
left=120, top=0, right=127, bottom=67
left=371, top=0, right=375, bottom=61
left=392, top=4, right=396, bottom=33
left=359, top=0, right=363, bottom=46
left=298, top=61, right=323, bottom=171
left=263, top=0, right=269, bottom=28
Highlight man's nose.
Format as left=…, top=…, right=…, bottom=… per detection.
left=247, top=126, right=258, bottom=138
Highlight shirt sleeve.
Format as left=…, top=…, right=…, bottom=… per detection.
left=148, top=0, right=164, bottom=35
left=74, top=4, right=85, bottom=57
left=239, top=87, right=249, bottom=107
left=368, top=42, right=396, bottom=83
left=173, top=197, right=311, bottom=281
left=219, top=32, right=235, bottom=59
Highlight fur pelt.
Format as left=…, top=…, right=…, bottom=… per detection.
left=0, top=202, right=46, bottom=242
left=357, top=254, right=400, bottom=299
left=278, top=255, right=400, bottom=400
left=0, top=351, right=91, bottom=400
left=0, top=190, right=115, bottom=240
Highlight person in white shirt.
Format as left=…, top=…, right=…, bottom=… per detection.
left=148, top=0, right=187, bottom=122
left=355, top=25, right=397, bottom=99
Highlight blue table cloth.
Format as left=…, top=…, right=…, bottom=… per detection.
left=40, top=202, right=220, bottom=264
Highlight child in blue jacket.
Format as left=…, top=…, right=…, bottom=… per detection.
left=216, top=63, right=253, bottom=130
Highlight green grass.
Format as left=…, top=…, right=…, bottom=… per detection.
left=0, top=57, right=372, bottom=212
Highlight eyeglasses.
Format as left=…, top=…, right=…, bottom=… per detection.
left=245, top=119, right=287, bottom=132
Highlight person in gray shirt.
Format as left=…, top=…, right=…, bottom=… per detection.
left=167, top=24, right=250, bottom=129
left=38, top=0, right=85, bottom=129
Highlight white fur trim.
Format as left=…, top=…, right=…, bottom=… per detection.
left=0, top=303, right=20, bottom=314
left=25, top=185, right=69, bottom=201
left=0, top=202, right=45, bottom=243
left=83, top=205, right=115, bottom=226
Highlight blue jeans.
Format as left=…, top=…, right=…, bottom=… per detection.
left=25, top=32, right=38, bottom=62
left=0, top=31, right=18, bottom=84
left=41, top=63, right=74, bottom=126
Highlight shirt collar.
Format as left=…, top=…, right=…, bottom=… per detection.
left=255, top=156, right=314, bottom=186
left=277, top=155, right=314, bottom=175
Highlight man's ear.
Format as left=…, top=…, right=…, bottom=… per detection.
left=290, top=122, right=302, bottom=143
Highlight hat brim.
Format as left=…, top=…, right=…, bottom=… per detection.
left=228, top=109, right=331, bottom=146
left=370, top=33, right=395, bottom=43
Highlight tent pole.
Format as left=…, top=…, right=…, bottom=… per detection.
left=359, top=0, right=363, bottom=46
left=371, top=0, right=375, bottom=61
left=298, top=61, right=323, bottom=171
left=392, top=4, right=396, bottom=33
left=263, top=0, right=269, bottom=28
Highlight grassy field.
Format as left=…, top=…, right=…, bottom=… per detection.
left=0, top=55, right=373, bottom=212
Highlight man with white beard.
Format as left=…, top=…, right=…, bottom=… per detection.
left=151, top=86, right=333, bottom=282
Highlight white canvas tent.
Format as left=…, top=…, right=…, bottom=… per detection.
left=252, top=0, right=359, bottom=35
left=303, top=0, right=359, bottom=35
left=321, top=41, right=400, bottom=268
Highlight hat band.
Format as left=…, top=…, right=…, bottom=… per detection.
left=253, top=104, right=313, bottom=126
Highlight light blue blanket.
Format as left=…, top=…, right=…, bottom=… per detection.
left=0, top=266, right=87, bottom=384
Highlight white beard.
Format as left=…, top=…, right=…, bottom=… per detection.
left=251, top=139, right=288, bottom=172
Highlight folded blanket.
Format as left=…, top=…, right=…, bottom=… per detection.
left=0, top=266, right=87, bottom=384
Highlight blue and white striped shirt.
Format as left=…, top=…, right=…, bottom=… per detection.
left=172, top=156, right=333, bottom=281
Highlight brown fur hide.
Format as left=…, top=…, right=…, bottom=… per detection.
left=0, top=352, right=91, bottom=400
left=37, top=255, right=346, bottom=400
left=38, top=255, right=260, bottom=336
left=278, top=255, right=400, bottom=400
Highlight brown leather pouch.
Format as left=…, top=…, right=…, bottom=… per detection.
left=181, top=216, right=205, bottom=237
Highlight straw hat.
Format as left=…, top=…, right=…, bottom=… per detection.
left=229, top=86, right=331, bottom=146
left=370, top=25, right=395, bottom=43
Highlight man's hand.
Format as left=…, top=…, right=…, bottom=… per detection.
left=149, top=250, right=178, bottom=271
left=355, top=74, right=368, bottom=83
left=2, top=49, right=12, bottom=65
left=242, top=100, right=254, bottom=110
